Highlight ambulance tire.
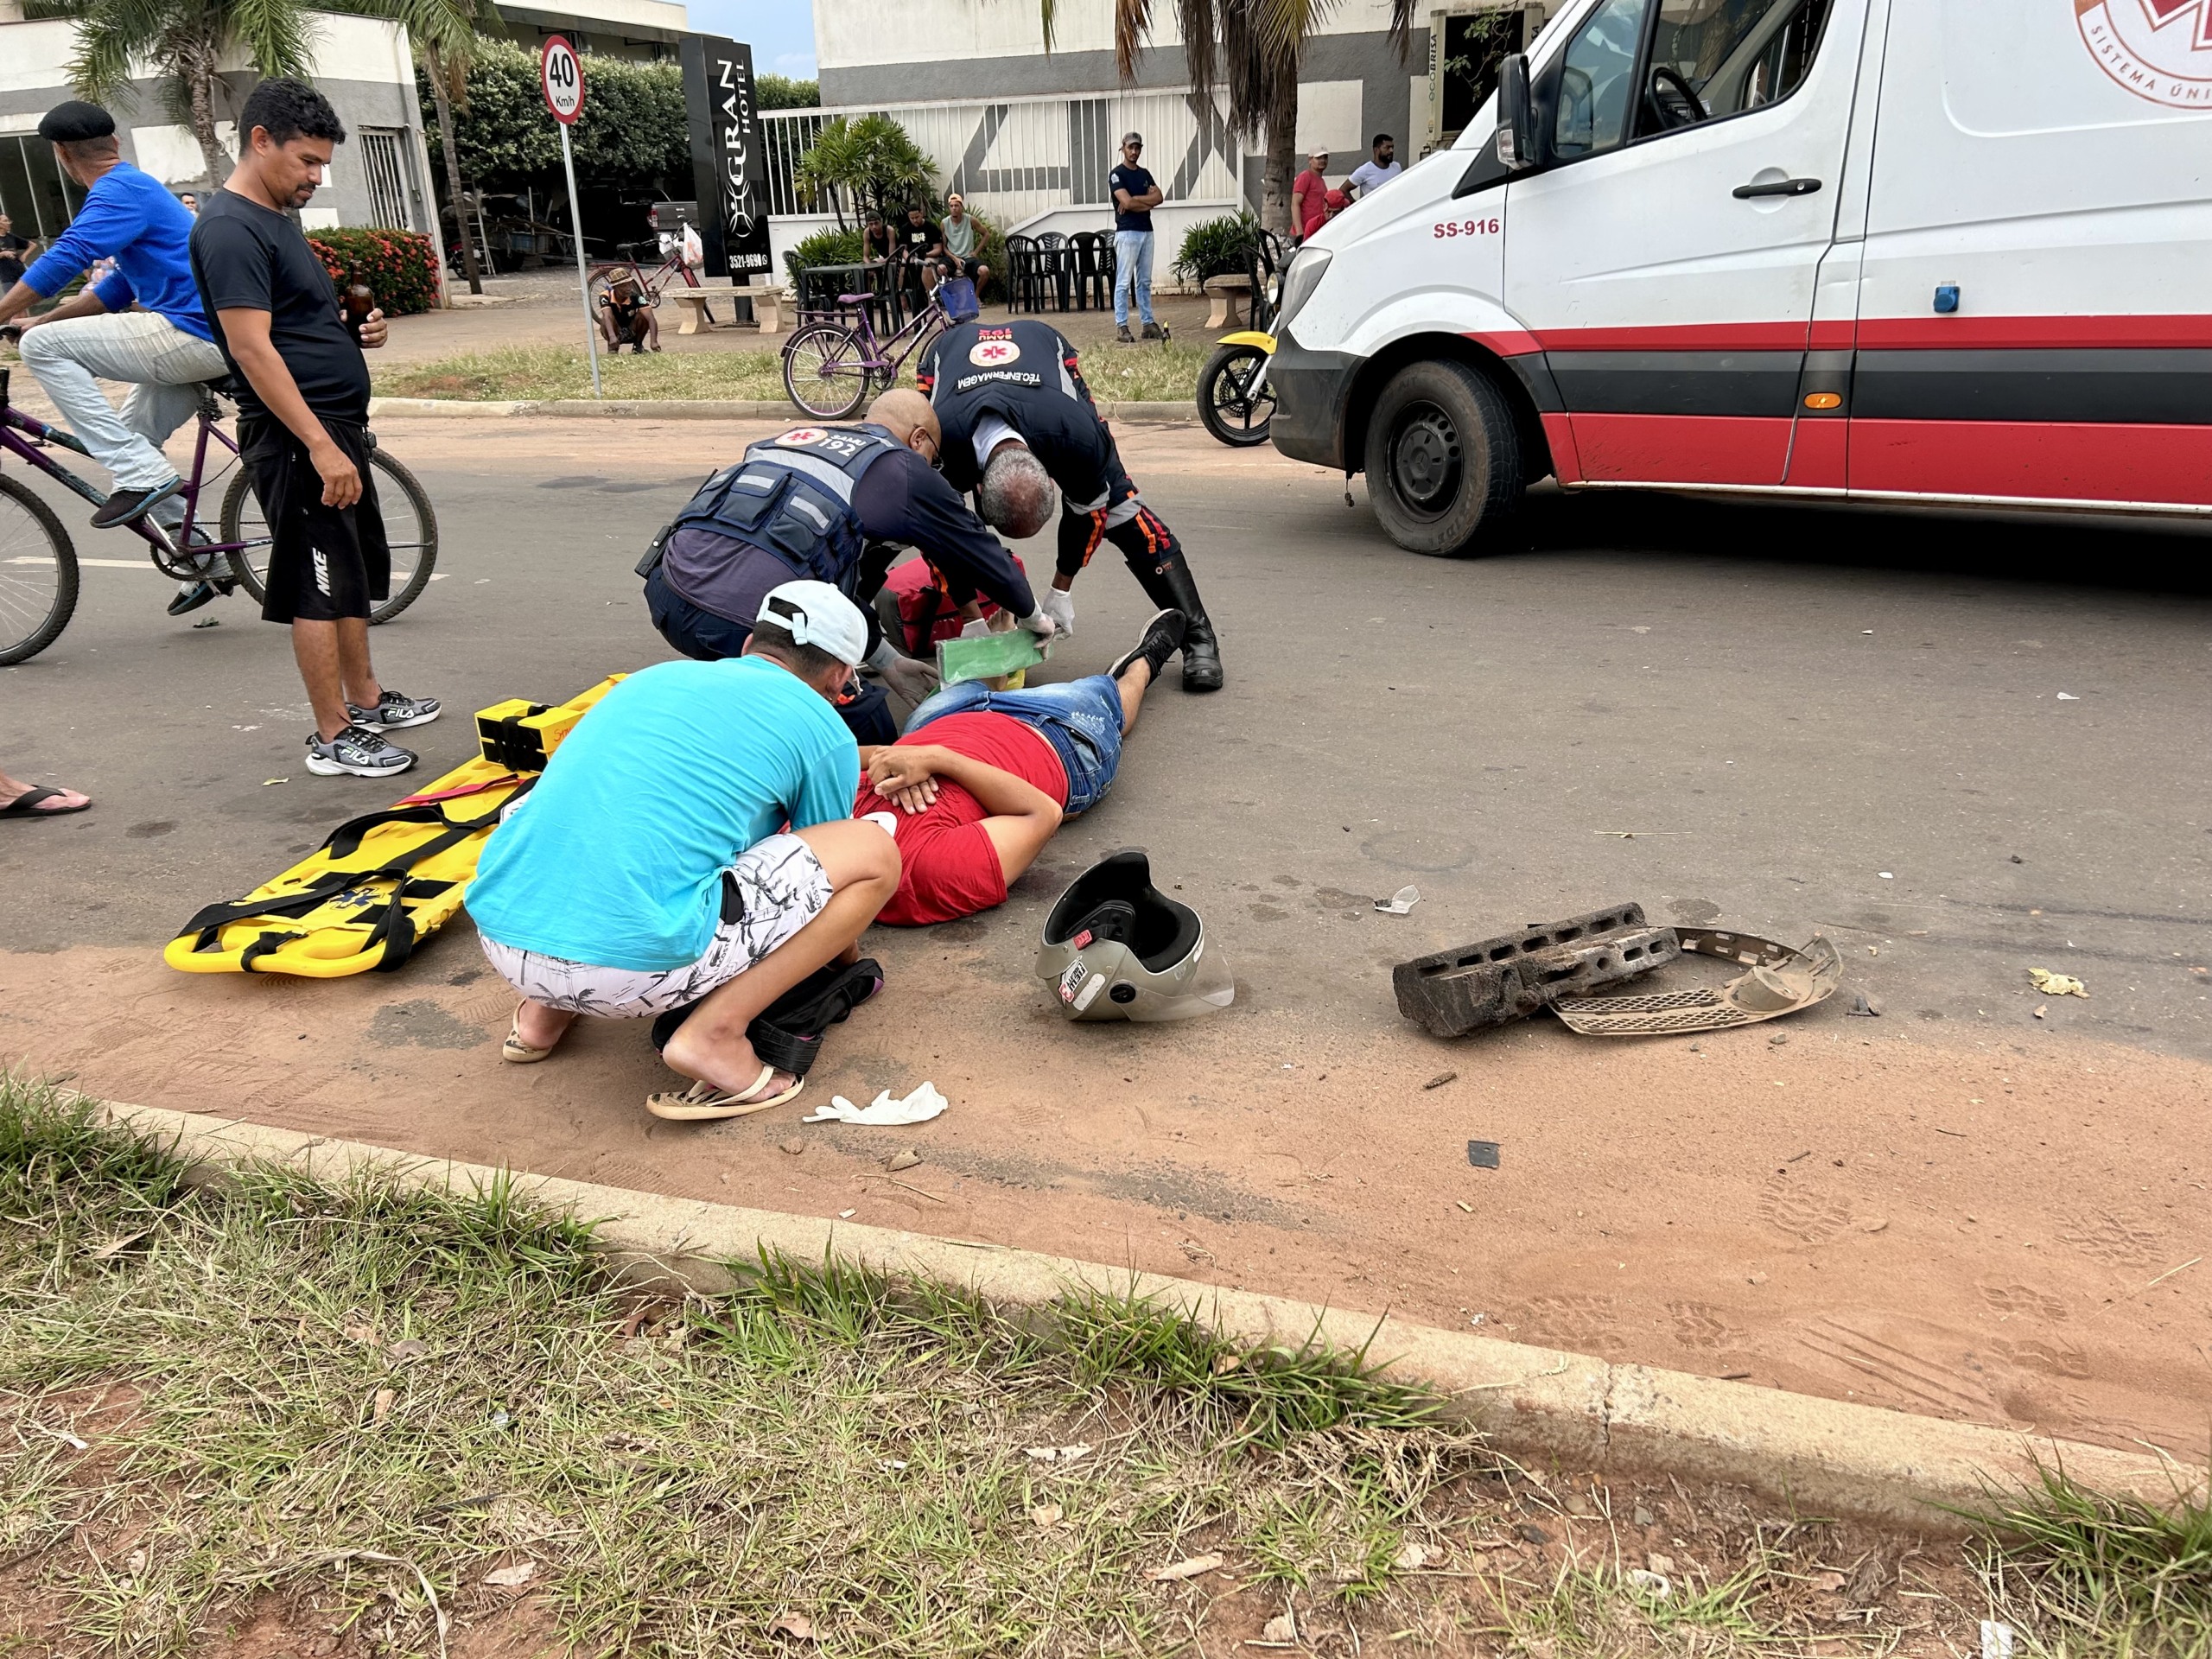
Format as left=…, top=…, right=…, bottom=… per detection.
left=1363, top=359, right=1522, bottom=558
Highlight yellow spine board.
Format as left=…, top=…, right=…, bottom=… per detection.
left=163, top=677, right=623, bottom=978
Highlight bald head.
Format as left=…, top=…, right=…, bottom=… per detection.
left=868, top=389, right=942, bottom=459
left=977, top=444, right=1057, bottom=539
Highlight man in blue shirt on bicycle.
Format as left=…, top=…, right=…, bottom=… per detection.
left=0, top=102, right=232, bottom=615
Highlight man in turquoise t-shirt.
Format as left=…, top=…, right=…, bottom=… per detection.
left=468, top=582, right=899, bottom=1121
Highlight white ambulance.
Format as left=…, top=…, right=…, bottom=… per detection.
left=1268, top=0, right=2212, bottom=554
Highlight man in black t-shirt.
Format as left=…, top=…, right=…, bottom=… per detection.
left=897, top=204, right=946, bottom=298
left=190, top=79, right=439, bottom=781
left=1107, top=133, right=1164, bottom=342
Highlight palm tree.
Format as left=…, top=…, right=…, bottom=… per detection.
left=1048, top=0, right=1412, bottom=235
left=794, top=114, right=937, bottom=230
left=353, top=0, right=496, bottom=294
left=34, top=0, right=315, bottom=188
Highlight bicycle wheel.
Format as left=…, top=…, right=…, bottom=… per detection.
left=782, top=322, right=874, bottom=420
left=0, top=474, right=79, bottom=665
left=221, top=445, right=440, bottom=624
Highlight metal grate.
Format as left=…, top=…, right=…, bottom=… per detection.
left=357, top=129, right=412, bottom=231
left=762, top=90, right=1246, bottom=230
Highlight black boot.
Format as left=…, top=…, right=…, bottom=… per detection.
left=1112, top=530, right=1224, bottom=693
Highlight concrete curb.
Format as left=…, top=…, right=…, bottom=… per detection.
left=367, top=396, right=1203, bottom=427
left=93, top=1100, right=2199, bottom=1534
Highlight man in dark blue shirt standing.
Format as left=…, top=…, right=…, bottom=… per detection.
left=1107, top=132, right=1164, bottom=343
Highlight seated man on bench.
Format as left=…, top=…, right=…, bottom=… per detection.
left=469, top=581, right=899, bottom=1121
left=855, top=607, right=1185, bottom=925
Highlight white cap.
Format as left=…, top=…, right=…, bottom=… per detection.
left=757, top=580, right=868, bottom=667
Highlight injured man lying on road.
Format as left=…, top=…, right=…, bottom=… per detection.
left=855, top=607, right=1186, bottom=925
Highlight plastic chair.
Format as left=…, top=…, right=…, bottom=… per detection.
left=1034, top=232, right=1071, bottom=313
left=1071, top=232, right=1115, bottom=312
left=1005, top=234, right=1043, bottom=315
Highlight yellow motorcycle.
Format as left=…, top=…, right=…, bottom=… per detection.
left=1198, top=329, right=1276, bottom=448
left=1195, top=230, right=1287, bottom=448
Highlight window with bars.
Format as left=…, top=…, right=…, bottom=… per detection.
left=0, top=134, right=81, bottom=244
left=357, top=129, right=413, bottom=231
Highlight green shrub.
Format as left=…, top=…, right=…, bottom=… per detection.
left=308, top=227, right=441, bottom=315
left=784, top=225, right=864, bottom=288
left=1173, top=210, right=1262, bottom=282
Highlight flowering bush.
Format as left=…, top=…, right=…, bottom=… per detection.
left=307, top=228, right=442, bottom=315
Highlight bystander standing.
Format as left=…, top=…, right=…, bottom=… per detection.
left=1294, top=150, right=1332, bottom=241
left=1109, top=132, right=1163, bottom=342
left=189, top=78, right=440, bottom=780
left=1347, top=134, right=1401, bottom=199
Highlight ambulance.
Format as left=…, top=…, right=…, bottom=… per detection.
left=1268, top=0, right=2212, bottom=555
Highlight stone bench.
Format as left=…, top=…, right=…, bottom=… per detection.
left=670, top=291, right=719, bottom=334
left=1203, top=273, right=1254, bottom=330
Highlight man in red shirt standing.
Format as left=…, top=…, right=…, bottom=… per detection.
left=1293, top=150, right=1332, bottom=242
left=855, top=609, right=1186, bottom=925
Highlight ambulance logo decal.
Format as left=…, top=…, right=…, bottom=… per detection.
left=779, top=426, right=830, bottom=445
left=2076, top=0, right=2212, bottom=107
left=969, top=338, right=1021, bottom=367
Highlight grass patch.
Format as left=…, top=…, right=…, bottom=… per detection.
left=372, top=337, right=1207, bottom=406
left=4, top=1075, right=2157, bottom=1657
left=1969, top=1460, right=2212, bottom=1656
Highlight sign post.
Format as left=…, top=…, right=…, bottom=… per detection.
left=540, top=35, right=601, bottom=399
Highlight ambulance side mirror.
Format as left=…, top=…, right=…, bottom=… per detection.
left=1495, top=54, right=1545, bottom=171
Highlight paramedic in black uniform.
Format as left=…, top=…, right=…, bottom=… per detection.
left=916, top=317, right=1222, bottom=691
left=640, top=388, right=1055, bottom=742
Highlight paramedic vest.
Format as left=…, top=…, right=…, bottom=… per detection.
left=668, top=423, right=908, bottom=591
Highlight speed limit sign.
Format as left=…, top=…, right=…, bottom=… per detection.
left=540, top=35, right=584, bottom=124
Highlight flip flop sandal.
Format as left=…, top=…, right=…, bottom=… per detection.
left=1, top=786, right=91, bottom=819
left=645, top=1066, right=804, bottom=1122
left=501, top=1005, right=556, bottom=1065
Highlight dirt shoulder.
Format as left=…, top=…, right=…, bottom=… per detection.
left=3, top=932, right=2202, bottom=1466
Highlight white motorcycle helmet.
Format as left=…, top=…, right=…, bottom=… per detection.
left=1035, top=849, right=1234, bottom=1022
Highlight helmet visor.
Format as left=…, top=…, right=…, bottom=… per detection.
left=1122, top=934, right=1236, bottom=1021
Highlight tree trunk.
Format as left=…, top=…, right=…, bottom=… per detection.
left=186, top=46, right=232, bottom=189
left=424, top=46, right=482, bottom=296
left=1262, top=107, right=1298, bottom=236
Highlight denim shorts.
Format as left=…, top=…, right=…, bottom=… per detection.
left=905, top=673, right=1123, bottom=813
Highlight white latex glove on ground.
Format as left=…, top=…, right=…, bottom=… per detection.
left=1040, top=585, right=1076, bottom=638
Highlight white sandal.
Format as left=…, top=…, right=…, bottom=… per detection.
left=645, top=1066, right=804, bottom=1121
left=501, top=1005, right=556, bottom=1065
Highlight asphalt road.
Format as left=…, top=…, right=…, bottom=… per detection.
left=5, top=416, right=2210, bottom=1060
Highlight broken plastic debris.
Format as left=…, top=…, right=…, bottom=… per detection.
left=483, top=1561, right=537, bottom=1589
left=1627, top=1568, right=1672, bottom=1599
left=2028, top=968, right=2088, bottom=998
left=804, top=1081, right=949, bottom=1125
left=1982, top=1620, right=2016, bottom=1659
left=2056, top=692, right=2080, bottom=701
left=1467, top=1141, right=1501, bottom=1169
left=1375, top=885, right=1420, bottom=915
left=1553, top=929, right=1842, bottom=1036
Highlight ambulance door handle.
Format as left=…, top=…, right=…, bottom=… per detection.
left=1732, top=176, right=1821, bottom=200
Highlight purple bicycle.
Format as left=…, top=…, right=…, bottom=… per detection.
left=0, top=363, right=437, bottom=665
left=780, top=276, right=966, bottom=421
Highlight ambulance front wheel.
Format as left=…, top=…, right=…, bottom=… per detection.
left=1363, top=359, right=1523, bottom=557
